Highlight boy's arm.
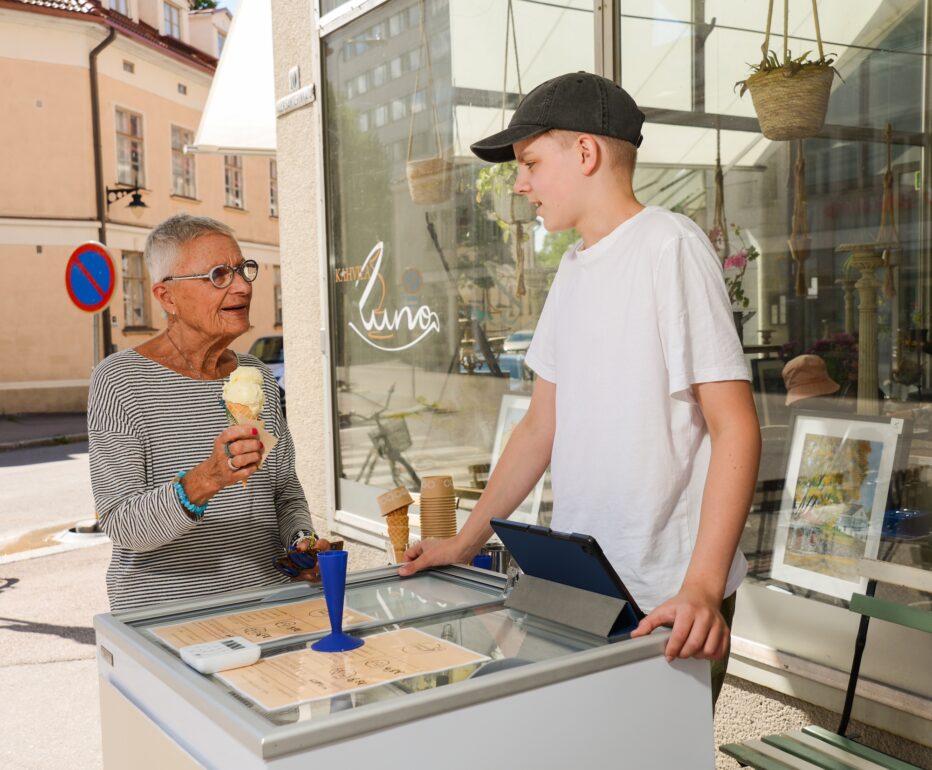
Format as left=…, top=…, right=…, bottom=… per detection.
left=631, top=379, right=760, bottom=661
left=398, top=377, right=556, bottom=576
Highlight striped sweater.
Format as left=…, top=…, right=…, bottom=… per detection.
left=88, top=349, right=311, bottom=611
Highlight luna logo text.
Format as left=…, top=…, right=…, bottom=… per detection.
left=347, top=242, right=440, bottom=352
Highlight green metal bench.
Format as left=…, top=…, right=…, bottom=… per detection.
left=720, top=559, right=932, bottom=770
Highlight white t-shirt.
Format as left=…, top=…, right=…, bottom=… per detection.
left=524, top=206, right=750, bottom=612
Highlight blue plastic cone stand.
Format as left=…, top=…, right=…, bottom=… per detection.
left=311, top=551, right=364, bottom=652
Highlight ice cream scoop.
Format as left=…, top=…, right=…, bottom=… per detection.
left=222, top=366, right=265, bottom=417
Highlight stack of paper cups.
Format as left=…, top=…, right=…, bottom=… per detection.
left=377, top=486, right=414, bottom=563
left=418, top=475, right=457, bottom=539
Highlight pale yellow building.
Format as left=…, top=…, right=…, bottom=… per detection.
left=0, top=0, right=283, bottom=413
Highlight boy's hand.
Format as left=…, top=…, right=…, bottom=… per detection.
left=630, top=585, right=729, bottom=662
left=397, top=535, right=473, bottom=577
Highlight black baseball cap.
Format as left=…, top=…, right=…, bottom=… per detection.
left=470, top=72, right=645, bottom=163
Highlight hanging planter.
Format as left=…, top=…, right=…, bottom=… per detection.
left=736, top=0, right=837, bottom=141
left=493, top=185, right=536, bottom=225
left=476, top=162, right=536, bottom=225
left=405, top=0, right=452, bottom=206
left=406, top=156, right=453, bottom=206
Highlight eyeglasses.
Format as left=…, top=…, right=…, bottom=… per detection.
left=161, top=260, right=259, bottom=289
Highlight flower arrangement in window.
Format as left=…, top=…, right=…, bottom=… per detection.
left=708, top=224, right=760, bottom=310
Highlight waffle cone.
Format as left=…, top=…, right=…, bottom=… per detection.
left=385, top=506, right=409, bottom=556
left=226, top=401, right=260, bottom=423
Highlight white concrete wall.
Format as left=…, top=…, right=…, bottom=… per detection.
left=270, top=0, right=332, bottom=529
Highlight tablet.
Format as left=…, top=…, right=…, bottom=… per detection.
left=490, top=518, right=644, bottom=622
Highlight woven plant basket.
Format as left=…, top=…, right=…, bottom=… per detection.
left=747, top=65, right=834, bottom=141
left=405, top=157, right=453, bottom=206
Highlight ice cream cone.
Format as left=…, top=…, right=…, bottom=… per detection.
left=222, top=366, right=268, bottom=489
left=385, top=506, right=409, bottom=563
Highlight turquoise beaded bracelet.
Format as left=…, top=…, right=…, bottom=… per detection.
left=173, top=470, right=208, bottom=519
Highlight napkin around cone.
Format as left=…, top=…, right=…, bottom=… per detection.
left=226, top=408, right=278, bottom=487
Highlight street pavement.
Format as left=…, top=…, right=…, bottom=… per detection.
left=0, top=420, right=388, bottom=770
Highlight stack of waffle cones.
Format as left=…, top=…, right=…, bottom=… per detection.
left=418, top=475, right=457, bottom=539
left=377, top=486, right=414, bottom=563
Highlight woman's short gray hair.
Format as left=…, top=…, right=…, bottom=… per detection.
left=145, top=213, right=236, bottom=282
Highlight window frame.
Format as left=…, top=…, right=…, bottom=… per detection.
left=163, top=1, right=182, bottom=39
left=269, top=158, right=278, bottom=217
left=121, top=250, right=151, bottom=330
left=170, top=125, right=197, bottom=199
left=114, top=105, right=146, bottom=188
left=224, top=154, right=245, bottom=209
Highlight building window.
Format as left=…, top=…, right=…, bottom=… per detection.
left=110, top=0, right=129, bottom=15
left=122, top=251, right=150, bottom=328
left=171, top=126, right=196, bottom=198
left=122, top=59, right=135, bottom=74
left=274, top=266, right=282, bottom=326
left=115, top=108, right=145, bottom=187
left=163, top=2, right=181, bottom=38
left=269, top=159, right=278, bottom=217
left=217, top=31, right=226, bottom=55
left=177, top=82, right=187, bottom=95
left=224, top=154, right=244, bottom=208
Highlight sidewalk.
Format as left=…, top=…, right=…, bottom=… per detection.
left=0, top=413, right=87, bottom=452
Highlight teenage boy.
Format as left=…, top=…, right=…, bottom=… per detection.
left=399, top=72, right=761, bottom=704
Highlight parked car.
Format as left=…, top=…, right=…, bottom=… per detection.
left=248, top=335, right=286, bottom=417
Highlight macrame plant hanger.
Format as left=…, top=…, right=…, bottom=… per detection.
left=712, top=125, right=730, bottom=265
left=876, top=123, right=900, bottom=298
left=788, top=139, right=810, bottom=297
left=501, top=0, right=529, bottom=298
left=405, top=0, right=452, bottom=205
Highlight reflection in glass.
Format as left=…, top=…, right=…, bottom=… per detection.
left=323, top=0, right=592, bottom=519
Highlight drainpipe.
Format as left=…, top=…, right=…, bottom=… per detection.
left=90, top=25, right=117, bottom=363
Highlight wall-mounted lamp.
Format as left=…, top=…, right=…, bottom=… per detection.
left=106, top=184, right=148, bottom=219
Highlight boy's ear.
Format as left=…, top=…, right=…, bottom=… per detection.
left=576, top=133, right=600, bottom=176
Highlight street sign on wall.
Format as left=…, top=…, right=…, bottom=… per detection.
left=66, top=242, right=115, bottom=313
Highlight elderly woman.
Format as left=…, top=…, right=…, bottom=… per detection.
left=88, top=213, right=324, bottom=611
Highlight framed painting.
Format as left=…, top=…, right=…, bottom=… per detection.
left=490, top=394, right=546, bottom=525
left=770, top=411, right=908, bottom=599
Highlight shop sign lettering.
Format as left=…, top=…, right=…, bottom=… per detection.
left=346, top=242, right=440, bottom=352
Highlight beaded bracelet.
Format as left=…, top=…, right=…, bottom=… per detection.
left=173, top=470, right=208, bottom=520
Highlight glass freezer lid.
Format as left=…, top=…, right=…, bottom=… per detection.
left=205, top=603, right=610, bottom=726
left=132, top=568, right=503, bottom=653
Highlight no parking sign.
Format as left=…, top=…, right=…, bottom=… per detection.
left=66, top=242, right=115, bottom=313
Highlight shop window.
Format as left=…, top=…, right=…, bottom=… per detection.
left=122, top=251, right=150, bottom=329
left=224, top=154, right=244, bottom=209
left=269, top=158, right=278, bottom=217
left=322, top=0, right=592, bottom=523
left=171, top=125, right=196, bottom=198
left=163, top=2, right=181, bottom=39
left=115, top=107, right=145, bottom=187
left=615, top=1, right=932, bottom=605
